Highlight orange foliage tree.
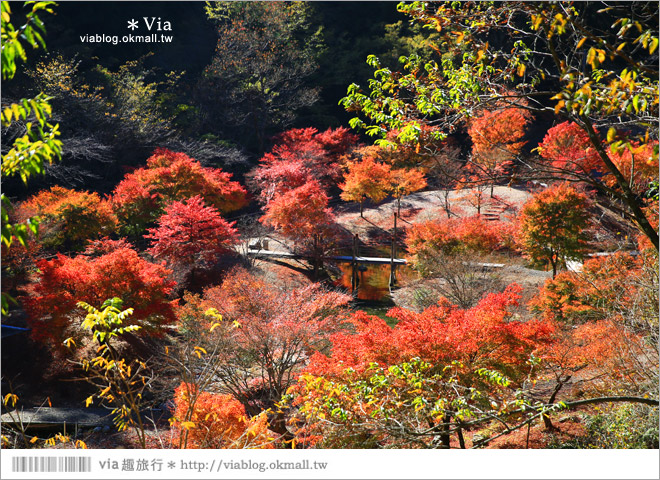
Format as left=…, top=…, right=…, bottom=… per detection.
left=468, top=104, right=531, bottom=195
left=606, top=139, right=659, bottom=196
left=260, top=181, right=338, bottom=274
left=112, top=148, right=247, bottom=235
left=22, top=240, right=176, bottom=351
left=288, top=285, right=554, bottom=447
left=530, top=252, right=654, bottom=325
left=516, top=184, right=592, bottom=277
left=171, top=383, right=273, bottom=449
left=406, top=215, right=513, bottom=266
left=175, top=268, right=351, bottom=418
left=389, top=167, right=427, bottom=216
left=339, top=156, right=392, bottom=217
left=14, top=186, right=117, bottom=251
left=528, top=250, right=658, bottom=427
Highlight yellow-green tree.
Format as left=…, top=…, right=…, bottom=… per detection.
left=1, top=0, right=62, bottom=313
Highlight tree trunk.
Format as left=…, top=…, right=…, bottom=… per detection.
left=550, top=254, right=557, bottom=279
left=581, top=118, right=659, bottom=250
left=457, top=426, right=466, bottom=449
left=439, top=413, right=451, bottom=448
left=543, top=376, right=570, bottom=431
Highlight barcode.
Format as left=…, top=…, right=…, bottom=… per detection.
left=11, top=456, right=92, bottom=473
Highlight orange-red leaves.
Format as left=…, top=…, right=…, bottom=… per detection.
left=307, top=284, right=553, bottom=381
left=406, top=214, right=513, bottom=259
left=112, top=148, right=247, bottom=234
left=339, top=156, right=392, bottom=205
left=260, top=181, right=335, bottom=240
left=15, top=186, right=117, bottom=250
left=23, top=245, right=176, bottom=349
left=537, top=121, right=603, bottom=175
left=172, top=383, right=273, bottom=449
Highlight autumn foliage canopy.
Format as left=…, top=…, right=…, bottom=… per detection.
left=516, top=183, right=592, bottom=277
left=171, top=382, right=273, bottom=449
left=251, top=127, right=358, bottom=204
left=146, top=195, right=238, bottom=269
left=112, top=148, right=247, bottom=234
left=306, top=284, right=552, bottom=382
left=23, top=241, right=176, bottom=349
left=14, top=186, right=117, bottom=251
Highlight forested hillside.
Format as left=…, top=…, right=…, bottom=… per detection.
left=1, top=0, right=658, bottom=461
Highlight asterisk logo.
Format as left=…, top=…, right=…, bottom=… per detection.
left=127, top=19, right=139, bottom=30
left=167, top=461, right=176, bottom=469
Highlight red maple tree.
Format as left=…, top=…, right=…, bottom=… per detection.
left=22, top=242, right=176, bottom=351
left=260, top=181, right=338, bottom=275
left=250, top=127, right=358, bottom=204
left=112, top=148, right=247, bottom=235
left=537, top=121, right=604, bottom=176
left=307, top=284, right=553, bottom=382
left=146, top=196, right=238, bottom=283
left=468, top=104, right=531, bottom=195
left=176, top=267, right=351, bottom=415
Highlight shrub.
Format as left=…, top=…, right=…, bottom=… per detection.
left=171, top=383, right=273, bottom=449
left=23, top=242, right=176, bottom=350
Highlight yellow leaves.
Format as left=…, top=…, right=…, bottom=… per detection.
left=204, top=307, right=222, bottom=319
left=75, top=439, right=87, bottom=449
left=586, top=47, right=606, bottom=68
left=517, top=63, right=526, bottom=77
left=63, top=337, right=76, bottom=348
left=30, top=436, right=39, bottom=444
left=554, top=100, right=565, bottom=114
left=85, top=395, right=94, bottom=407
left=607, top=128, right=617, bottom=143
left=193, top=346, right=207, bottom=358
left=649, top=37, right=659, bottom=55
left=209, top=322, right=222, bottom=332
left=576, top=37, right=587, bottom=49
left=3, top=393, right=18, bottom=408
left=180, top=421, right=196, bottom=430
